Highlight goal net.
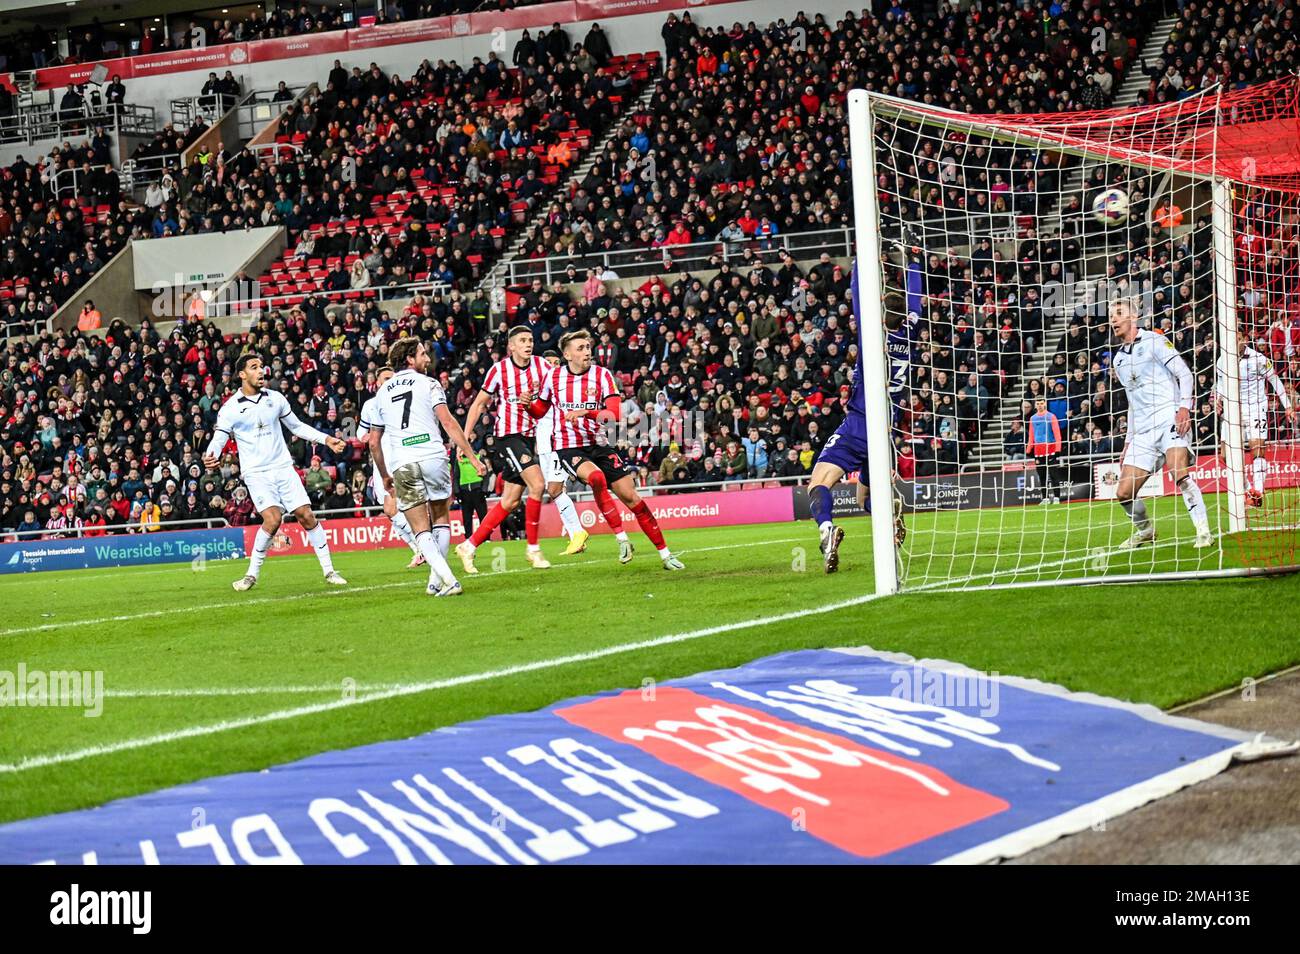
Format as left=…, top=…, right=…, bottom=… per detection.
left=848, top=77, right=1300, bottom=594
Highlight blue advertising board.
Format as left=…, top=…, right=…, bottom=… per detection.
left=0, top=528, right=245, bottom=575
left=0, top=648, right=1257, bottom=864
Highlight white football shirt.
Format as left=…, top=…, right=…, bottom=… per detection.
left=209, top=388, right=325, bottom=475
left=373, top=368, right=448, bottom=470
left=1112, top=329, right=1192, bottom=433
left=1215, top=346, right=1290, bottom=414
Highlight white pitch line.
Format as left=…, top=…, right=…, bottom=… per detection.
left=0, top=534, right=806, bottom=640
left=0, top=531, right=808, bottom=642
left=93, top=537, right=810, bottom=699
left=0, top=591, right=882, bottom=773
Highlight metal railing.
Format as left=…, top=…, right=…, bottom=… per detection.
left=47, top=162, right=114, bottom=199
left=2, top=516, right=231, bottom=541
left=171, top=92, right=240, bottom=128
left=236, top=87, right=307, bottom=142
left=0, top=101, right=155, bottom=146
left=497, top=226, right=854, bottom=287
left=206, top=276, right=453, bottom=319
left=121, top=152, right=182, bottom=193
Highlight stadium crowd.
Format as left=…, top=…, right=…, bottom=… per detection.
left=1137, top=0, right=1300, bottom=105
left=4, top=4, right=1298, bottom=538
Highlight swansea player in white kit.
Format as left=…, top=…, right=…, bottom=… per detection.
left=203, top=352, right=349, bottom=590
left=357, top=365, right=424, bottom=567
left=1215, top=341, right=1295, bottom=507
left=1109, top=301, right=1213, bottom=549
left=368, top=338, right=486, bottom=596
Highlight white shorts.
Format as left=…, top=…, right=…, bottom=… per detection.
left=244, top=467, right=311, bottom=515
left=1122, top=423, right=1190, bottom=474
left=392, top=454, right=451, bottom=511
left=539, top=449, right=565, bottom=485
left=1244, top=407, right=1269, bottom=443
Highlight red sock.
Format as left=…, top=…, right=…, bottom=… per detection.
left=631, top=500, right=666, bottom=549
left=525, top=496, right=541, bottom=546
left=470, top=502, right=510, bottom=547
left=587, top=470, right=622, bottom=532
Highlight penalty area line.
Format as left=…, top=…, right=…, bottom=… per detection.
left=0, top=590, right=883, bottom=773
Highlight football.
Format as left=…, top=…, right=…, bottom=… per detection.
left=1092, top=187, right=1130, bottom=225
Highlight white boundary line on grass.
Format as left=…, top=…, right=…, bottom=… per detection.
left=0, top=536, right=805, bottom=640
left=0, top=590, right=882, bottom=773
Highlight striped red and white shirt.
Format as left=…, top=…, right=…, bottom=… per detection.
left=482, top=355, right=550, bottom=437
left=539, top=362, right=621, bottom=449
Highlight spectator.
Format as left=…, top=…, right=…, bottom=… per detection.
left=1025, top=398, right=1064, bottom=502
left=76, top=299, right=102, bottom=331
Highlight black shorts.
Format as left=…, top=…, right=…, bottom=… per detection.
left=558, top=444, right=634, bottom=485
left=494, top=434, right=542, bottom=486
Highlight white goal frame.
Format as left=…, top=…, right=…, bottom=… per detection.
left=846, top=87, right=1265, bottom=596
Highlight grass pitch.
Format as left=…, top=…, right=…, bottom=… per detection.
left=2, top=500, right=1298, bottom=825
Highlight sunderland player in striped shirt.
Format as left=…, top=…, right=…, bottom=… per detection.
left=456, top=326, right=581, bottom=573
left=537, top=348, right=589, bottom=551
left=357, top=365, right=424, bottom=568
left=520, top=329, right=684, bottom=570
left=202, top=351, right=348, bottom=591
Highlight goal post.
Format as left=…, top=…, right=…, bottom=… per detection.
left=848, top=77, right=1300, bottom=595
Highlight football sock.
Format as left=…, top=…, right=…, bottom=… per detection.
left=468, top=502, right=510, bottom=548
left=248, top=527, right=272, bottom=578
left=810, top=485, right=833, bottom=530
left=1120, top=498, right=1150, bottom=530
left=416, top=530, right=455, bottom=587
left=1179, top=477, right=1208, bottom=527
left=306, top=523, right=334, bottom=574
left=390, top=512, right=419, bottom=552
left=525, top=495, right=541, bottom=546
left=554, top=492, right=582, bottom=538
left=631, top=500, right=666, bottom=549
left=1253, top=455, right=1268, bottom=494
left=432, top=524, right=450, bottom=558
left=587, top=470, right=622, bottom=532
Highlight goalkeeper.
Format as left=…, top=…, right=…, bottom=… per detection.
left=807, top=265, right=906, bottom=573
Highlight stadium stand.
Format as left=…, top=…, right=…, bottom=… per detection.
left=1135, top=0, right=1299, bottom=105
left=11, top=3, right=1296, bottom=540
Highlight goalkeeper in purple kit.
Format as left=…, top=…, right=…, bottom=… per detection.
left=806, top=265, right=906, bottom=573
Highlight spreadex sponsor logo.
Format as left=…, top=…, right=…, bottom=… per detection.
left=559, top=681, right=1056, bottom=858
left=50, top=884, right=151, bottom=934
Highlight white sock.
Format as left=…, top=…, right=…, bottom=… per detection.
left=416, top=530, right=455, bottom=587
left=658, top=547, right=671, bottom=560
left=1179, top=477, right=1208, bottom=528
left=1253, top=455, right=1268, bottom=494
left=615, top=530, right=629, bottom=543
left=554, top=492, right=582, bottom=538
left=306, top=523, right=334, bottom=574
left=432, top=524, right=450, bottom=558
left=390, top=512, right=418, bottom=553
left=247, top=527, right=272, bottom=578
left=818, top=520, right=834, bottom=534
left=1120, top=499, right=1150, bottom=530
